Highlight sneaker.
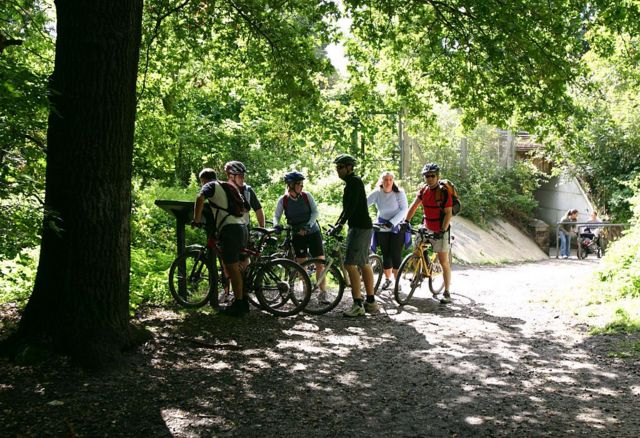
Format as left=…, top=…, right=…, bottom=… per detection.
left=343, top=302, right=365, bottom=317
left=219, top=299, right=246, bottom=317
left=439, top=292, right=451, bottom=304
left=220, top=288, right=232, bottom=305
left=381, top=279, right=392, bottom=290
left=364, top=300, right=380, bottom=314
left=317, top=290, right=331, bottom=304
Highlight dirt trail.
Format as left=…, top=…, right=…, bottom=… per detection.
left=2, top=258, right=639, bottom=437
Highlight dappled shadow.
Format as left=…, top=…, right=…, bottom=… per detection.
left=2, top=273, right=639, bottom=436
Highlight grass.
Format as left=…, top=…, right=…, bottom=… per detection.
left=547, top=273, right=640, bottom=358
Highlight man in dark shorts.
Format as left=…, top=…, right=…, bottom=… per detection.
left=224, top=161, right=265, bottom=228
left=330, top=154, right=379, bottom=317
left=193, top=168, right=249, bottom=316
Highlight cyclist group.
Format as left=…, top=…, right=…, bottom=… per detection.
left=192, top=154, right=454, bottom=317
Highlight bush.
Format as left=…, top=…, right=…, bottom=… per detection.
left=594, top=176, right=640, bottom=298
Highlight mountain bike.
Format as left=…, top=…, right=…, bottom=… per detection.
left=168, top=226, right=311, bottom=316
left=393, top=227, right=453, bottom=305
left=300, top=225, right=383, bottom=315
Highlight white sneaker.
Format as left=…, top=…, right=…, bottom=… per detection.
left=364, top=300, right=380, bottom=314
left=317, top=290, right=331, bottom=304
left=343, top=302, right=365, bottom=317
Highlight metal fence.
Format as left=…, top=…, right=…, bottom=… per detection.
left=555, top=221, right=628, bottom=258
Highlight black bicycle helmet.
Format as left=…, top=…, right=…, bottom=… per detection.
left=284, top=171, right=305, bottom=183
left=333, top=154, right=357, bottom=166
left=421, top=162, right=440, bottom=176
left=224, top=161, right=247, bottom=175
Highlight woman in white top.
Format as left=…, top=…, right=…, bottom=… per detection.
left=367, top=171, right=409, bottom=289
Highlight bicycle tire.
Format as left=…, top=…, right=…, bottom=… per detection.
left=428, top=253, right=446, bottom=295
left=368, top=253, right=384, bottom=294
left=255, top=258, right=311, bottom=316
left=169, top=246, right=215, bottom=308
left=578, top=246, right=588, bottom=259
left=394, top=254, right=423, bottom=305
left=301, top=258, right=346, bottom=315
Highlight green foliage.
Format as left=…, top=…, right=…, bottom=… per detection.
left=130, top=181, right=200, bottom=309
left=594, top=177, right=640, bottom=298
left=401, top=109, right=543, bottom=227
left=589, top=309, right=640, bottom=358
left=545, top=33, right=640, bottom=222
left=0, top=247, right=38, bottom=307
left=590, top=309, right=640, bottom=336
left=1, top=0, right=54, bottom=260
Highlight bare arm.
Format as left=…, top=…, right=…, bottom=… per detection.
left=255, top=208, right=266, bottom=228
left=194, top=194, right=205, bottom=224
left=405, top=196, right=421, bottom=222
left=442, top=206, right=453, bottom=231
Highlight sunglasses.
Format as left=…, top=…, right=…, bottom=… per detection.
left=336, top=164, right=346, bottom=170
left=425, top=174, right=437, bottom=178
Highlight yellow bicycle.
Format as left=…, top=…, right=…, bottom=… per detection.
left=393, top=227, right=452, bottom=305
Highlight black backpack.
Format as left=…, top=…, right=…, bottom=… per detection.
left=208, top=181, right=250, bottom=218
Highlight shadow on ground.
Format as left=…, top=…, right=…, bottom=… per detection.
left=1, top=272, right=639, bottom=437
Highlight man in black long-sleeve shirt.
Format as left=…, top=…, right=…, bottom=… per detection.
left=331, top=154, right=379, bottom=317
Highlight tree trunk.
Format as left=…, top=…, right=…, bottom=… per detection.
left=9, top=0, right=144, bottom=367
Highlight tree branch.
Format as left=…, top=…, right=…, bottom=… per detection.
left=0, top=34, right=23, bottom=54
left=140, top=0, right=193, bottom=98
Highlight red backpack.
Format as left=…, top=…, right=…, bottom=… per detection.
left=282, top=192, right=311, bottom=217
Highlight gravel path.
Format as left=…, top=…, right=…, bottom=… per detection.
left=2, top=258, right=639, bottom=437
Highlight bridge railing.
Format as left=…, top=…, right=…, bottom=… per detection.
left=555, top=221, right=627, bottom=259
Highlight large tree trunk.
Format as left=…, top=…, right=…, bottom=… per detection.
left=9, top=0, right=144, bottom=367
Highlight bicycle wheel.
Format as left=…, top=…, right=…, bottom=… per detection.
left=255, top=258, right=311, bottom=316
left=394, top=254, right=423, bottom=305
left=169, top=246, right=215, bottom=308
left=368, top=254, right=384, bottom=294
left=428, top=254, right=445, bottom=295
left=301, top=258, right=345, bottom=315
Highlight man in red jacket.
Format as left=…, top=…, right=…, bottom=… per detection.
left=405, top=163, right=453, bottom=303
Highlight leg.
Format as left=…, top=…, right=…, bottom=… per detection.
left=389, top=231, right=405, bottom=280
left=344, top=264, right=362, bottom=299
left=559, top=231, right=568, bottom=257
left=437, top=251, right=451, bottom=292
left=361, top=264, right=374, bottom=297
left=377, top=232, right=393, bottom=280
left=225, top=262, right=243, bottom=300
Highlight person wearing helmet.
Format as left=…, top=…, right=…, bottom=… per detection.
left=405, top=162, right=453, bottom=303
left=331, top=154, right=379, bottom=317
left=224, top=160, right=265, bottom=228
left=273, top=171, right=329, bottom=304
left=193, top=168, right=249, bottom=316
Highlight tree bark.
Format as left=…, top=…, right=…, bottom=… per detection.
left=9, top=0, right=145, bottom=368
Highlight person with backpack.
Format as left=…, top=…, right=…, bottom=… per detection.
left=405, top=162, right=455, bottom=304
left=273, top=171, right=329, bottom=303
left=367, top=171, right=409, bottom=290
left=224, top=161, right=265, bottom=228
left=329, top=154, right=379, bottom=317
left=193, top=168, right=249, bottom=317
